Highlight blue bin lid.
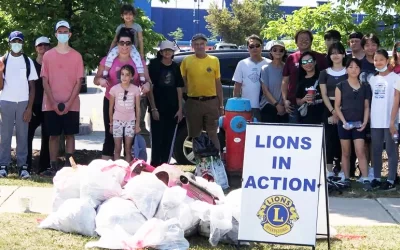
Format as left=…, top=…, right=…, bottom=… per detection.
left=225, top=97, right=252, bottom=112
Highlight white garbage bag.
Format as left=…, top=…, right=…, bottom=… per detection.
left=157, top=218, right=190, bottom=250
left=95, top=197, right=147, bottom=236
left=85, top=225, right=132, bottom=249
left=52, top=166, right=87, bottom=212
left=209, top=204, right=233, bottom=246
left=80, top=162, right=124, bottom=208
left=39, top=198, right=96, bottom=237
left=87, top=159, right=129, bottom=186
left=189, top=200, right=212, bottom=222
left=195, top=176, right=225, bottom=204
left=122, top=173, right=166, bottom=219
left=225, top=188, right=242, bottom=221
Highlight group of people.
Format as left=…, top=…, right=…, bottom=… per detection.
left=0, top=20, right=84, bottom=179
left=233, top=30, right=400, bottom=192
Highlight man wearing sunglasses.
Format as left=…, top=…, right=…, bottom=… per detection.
left=282, top=29, right=328, bottom=123
left=233, top=35, right=271, bottom=121
left=40, top=21, right=84, bottom=176
left=27, top=37, right=51, bottom=175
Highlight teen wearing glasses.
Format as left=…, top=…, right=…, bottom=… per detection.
left=334, top=58, right=371, bottom=191
left=319, top=42, right=348, bottom=178
left=109, top=64, right=141, bottom=162
left=233, top=34, right=271, bottom=121
left=295, top=52, right=323, bottom=124
left=260, top=41, right=288, bottom=123
left=94, top=28, right=150, bottom=160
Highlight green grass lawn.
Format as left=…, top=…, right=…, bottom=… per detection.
left=0, top=213, right=399, bottom=250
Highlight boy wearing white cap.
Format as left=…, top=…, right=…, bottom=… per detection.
left=27, top=36, right=51, bottom=175
left=40, top=20, right=84, bottom=176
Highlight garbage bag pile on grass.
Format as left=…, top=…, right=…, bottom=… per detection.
left=38, top=159, right=243, bottom=249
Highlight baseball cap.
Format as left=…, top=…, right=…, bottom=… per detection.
left=35, top=36, right=50, bottom=46
left=269, top=40, right=285, bottom=49
left=191, top=33, right=207, bottom=42
left=55, top=20, right=70, bottom=31
left=8, top=31, right=24, bottom=42
left=159, top=40, right=176, bottom=51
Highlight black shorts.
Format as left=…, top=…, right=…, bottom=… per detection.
left=44, top=111, right=80, bottom=136
left=337, top=121, right=365, bottom=140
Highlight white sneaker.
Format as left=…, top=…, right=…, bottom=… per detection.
left=0, top=169, right=7, bottom=178
left=20, top=170, right=31, bottom=179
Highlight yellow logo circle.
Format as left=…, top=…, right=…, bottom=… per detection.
left=256, top=195, right=299, bottom=237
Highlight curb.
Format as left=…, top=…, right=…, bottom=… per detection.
left=11, top=116, right=93, bottom=136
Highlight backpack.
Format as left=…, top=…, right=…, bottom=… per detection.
left=3, top=53, right=31, bottom=79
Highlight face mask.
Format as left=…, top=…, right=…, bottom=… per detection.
left=10, top=43, right=23, bottom=53
left=57, top=34, right=69, bottom=44
left=375, top=65, right=388, bottom=73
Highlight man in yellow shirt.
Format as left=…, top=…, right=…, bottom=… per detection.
left=180, top=33, right=223, bottom=150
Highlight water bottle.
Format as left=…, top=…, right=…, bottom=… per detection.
left=393, top=133, right=399, bottom=144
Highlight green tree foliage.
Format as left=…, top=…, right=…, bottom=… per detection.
left=257, top=0, right=284, bottom=29
left=168, top=27, right=184, bottom=41
left=0, top=0, right=164, bottom=70
left=262, top=3, right=378, bottom=52
left=205, top=0, right=262, bottom=45
left=340, top=0, right=400, bottom=48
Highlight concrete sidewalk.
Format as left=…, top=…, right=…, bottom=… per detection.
left=0, top=185, right=399, bottom=226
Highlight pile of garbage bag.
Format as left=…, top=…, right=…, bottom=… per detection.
left=38, top=159, right=243, bottom=249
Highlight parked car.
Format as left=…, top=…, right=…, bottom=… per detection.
left=172, top=50, right=276, bottom=165
left=213, top=43, right=239, bottom=50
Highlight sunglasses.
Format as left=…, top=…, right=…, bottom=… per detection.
left=37, top=43, right=50, bottom=47
left=301, top=58, right=314, bottom=65
left=272, top=48, right=285, bottom=53
left=396, top=47, right=400, bottom=52
left=123, top=90, right=128, bottom=101
left=118, top=41, right=132, bottom=46
left=249, top=44, right=261, bottom=49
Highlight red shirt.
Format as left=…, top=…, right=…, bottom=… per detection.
left=283, top=51, right=328, bottom=103
left=391, top=64, right=400, bottom=74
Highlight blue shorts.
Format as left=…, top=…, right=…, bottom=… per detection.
left=337, top=121, right=366, bottom=140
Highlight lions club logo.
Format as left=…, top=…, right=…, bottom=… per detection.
left=206, top=67, right=212, bottom=73
left=257, top=195, right=299, bottom=237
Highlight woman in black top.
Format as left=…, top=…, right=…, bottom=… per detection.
left=147, top=41, right=184, bottom=166
left=335, top=58, right=371, bottom=190
left=296, top=51, right=323, bottom=124
left=319, top=42, right=348, bottom=178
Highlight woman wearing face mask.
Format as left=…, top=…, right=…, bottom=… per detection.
left=147, top=41, right=184, bottom=167
left=369, top=49, right=400, bottom=191
left=296, top=52, right=323, bottom=124
left=335, top=58, right=371, bottom=190
left=319, top=42, right=348, bottom=178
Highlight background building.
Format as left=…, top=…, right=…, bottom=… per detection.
left=136, top=0, right=367, bottom=42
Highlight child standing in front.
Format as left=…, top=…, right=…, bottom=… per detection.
left=104, top=4, right=145, bottom=82
left=109, top=65, right=141, bottom=162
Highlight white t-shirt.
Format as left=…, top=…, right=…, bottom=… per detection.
left=1, top=54, right=38, bottom=102
left=370, top=72, right=400, bottom=128
left=232, top=57, right=271, bottom=108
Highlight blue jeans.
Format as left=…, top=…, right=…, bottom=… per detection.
left=288, top=105, right=299, bottom=124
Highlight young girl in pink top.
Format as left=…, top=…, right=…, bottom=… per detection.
left=109, top=64, right=141, bottom=162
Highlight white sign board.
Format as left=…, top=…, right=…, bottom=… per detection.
left=238, top=123, right=323, bottom=247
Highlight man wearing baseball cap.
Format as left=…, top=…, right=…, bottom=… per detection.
left=348, top=31, right=365, bottom=60
left=0, top=31, right=38, bottom=179
left=27, top=36, right=51, bottom=175
left=40, top=21, right=84, bottom=176
left=180, top=33, right=223, bottom=151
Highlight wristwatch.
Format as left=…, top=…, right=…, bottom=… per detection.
left=273, top=102, right=279, bottom=107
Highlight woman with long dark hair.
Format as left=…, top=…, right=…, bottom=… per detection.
left=147, top=41, right=184, bottom=167
left=389, top=41, right=400, bottom=74
left=295, top=52, right=323, bottom=124
left=319, top=42, right=348, bottom=178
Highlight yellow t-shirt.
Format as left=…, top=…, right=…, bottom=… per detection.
left=180, top=54, right=221, bottom=97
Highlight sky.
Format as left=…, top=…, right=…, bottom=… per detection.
left=150, top=0, right=330, bottom=9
